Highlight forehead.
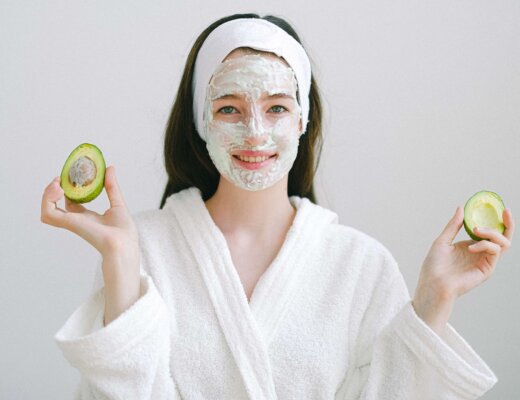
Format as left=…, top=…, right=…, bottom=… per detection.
left=209, top=53, right=298, bottom=98
left=223, top=47, right=290, bottom=67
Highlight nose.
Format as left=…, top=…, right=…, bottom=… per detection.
left=244, top=134, right=269, bottom=147
left=244, top=111, right=269, bottom=146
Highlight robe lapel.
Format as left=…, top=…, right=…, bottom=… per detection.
left=169, top=187, right=277, bottom=399
left=248, top=194, right=338, bottom=346
left=167, top=187, right=338, bottom=399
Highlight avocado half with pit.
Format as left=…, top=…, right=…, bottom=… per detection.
left=463, top=191, right=505, bottom=241
left=60, top=143, right=106, bottom=203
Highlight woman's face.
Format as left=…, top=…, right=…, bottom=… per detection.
left=203, top=51, right=303, bottom=191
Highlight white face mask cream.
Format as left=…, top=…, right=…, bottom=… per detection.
left=203, top=53, right=303, bottom=191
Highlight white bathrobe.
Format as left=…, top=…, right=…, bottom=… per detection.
left=55, top=186, right=497, bottom=399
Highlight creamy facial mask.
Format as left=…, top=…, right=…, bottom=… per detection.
left=203, top=54, right=303, bottom=191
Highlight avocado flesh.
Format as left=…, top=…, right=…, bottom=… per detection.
left=463, top=191, right=505, bottom=241
left=60, top=143, right=106, bottom=203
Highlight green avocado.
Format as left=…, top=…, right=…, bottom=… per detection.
left=60, top=143, right=106, bottom=203
left=463, top=191, right=505, bottom=241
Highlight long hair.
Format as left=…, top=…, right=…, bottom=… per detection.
left=159, top=13, right=323, bottom=208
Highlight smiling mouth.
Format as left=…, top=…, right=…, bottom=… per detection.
left=232, top=154, right=277, bottom=163
left=231, top=153, right=278, bottom=170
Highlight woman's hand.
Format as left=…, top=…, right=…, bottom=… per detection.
left=40, top=165, right=139, bottom=259
left=41, top=166, right=141, bottom=325
left=412, top=206, right=515, bottom=334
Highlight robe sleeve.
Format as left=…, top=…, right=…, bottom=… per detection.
left=338, top=251, right=498, bottom=400
left=54, top=271, right=181, bottom=400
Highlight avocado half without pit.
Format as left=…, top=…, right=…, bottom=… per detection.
left=60, top=143, right=106, bottom=203
left=463, top=191, right=506, bottom=241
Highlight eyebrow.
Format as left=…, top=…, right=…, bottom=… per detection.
left=212, top=92, right=295, bottom=101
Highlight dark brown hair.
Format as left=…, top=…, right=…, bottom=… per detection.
left=159, top=13, right=323, bottom=208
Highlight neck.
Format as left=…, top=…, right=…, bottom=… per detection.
left=204, top=176, right=296, bottom=235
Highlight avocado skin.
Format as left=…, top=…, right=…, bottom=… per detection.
left=60, top=143, right=106, bottom=204
left=463, top=191, right=505, bottom=241
left=464, top=219, right=483, bottom=241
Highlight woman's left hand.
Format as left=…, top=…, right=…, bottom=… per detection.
left=412, top=206, right=515, bottom=334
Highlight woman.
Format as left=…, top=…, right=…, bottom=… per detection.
left=41, top=13, right=515, bottom=399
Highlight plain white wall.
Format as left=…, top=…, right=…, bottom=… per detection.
left=2, top=1, right=518, bottom=398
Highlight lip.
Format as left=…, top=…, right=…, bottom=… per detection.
left=232, top=153, right=277, bottom=170
left=231, top=150, right=277, bottom=157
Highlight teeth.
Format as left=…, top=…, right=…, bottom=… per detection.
left=236, top=155, right=272, bottom=163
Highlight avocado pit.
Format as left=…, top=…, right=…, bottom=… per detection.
left=69, top=156, right=97, bottom=187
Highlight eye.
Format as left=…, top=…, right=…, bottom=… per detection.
left=218, top=106, right=238, bottom=114
left=269, top=105, right=287, bottom=113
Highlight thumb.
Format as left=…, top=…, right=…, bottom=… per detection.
left=105, top=166, right=127, bottom=208
left=437, top=206, right=464, bottom=245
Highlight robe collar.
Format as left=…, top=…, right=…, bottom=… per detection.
left=165, top=187, right=338, bottom=399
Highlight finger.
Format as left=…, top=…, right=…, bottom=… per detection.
left=64, top=197, right=102, bottom=221
left=41, top=177, right=107, bottom=250
left=473, top=226, right=511, bottom=251
left=41, top=177, right=68, bottom=227
left=41, top=177, right=87, bottom=232
left=468, top=240, right=501, bottom=256
left=105, top=166, right=127, bottom=209
left=503, top=208, right=515, bottom=242
left=437, top=206, right=464, bottom=245
left=65, top=197, right=88, bottom=213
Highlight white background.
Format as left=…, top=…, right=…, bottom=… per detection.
left=1, top=1, right=519, bottom=398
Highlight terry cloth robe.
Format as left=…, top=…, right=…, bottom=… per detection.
left=55, top=186, right=498, bottom=400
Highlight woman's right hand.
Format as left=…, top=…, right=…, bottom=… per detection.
left=40, top=165, right=139, bottom=259
left=41, top=165, right=142, bottom=325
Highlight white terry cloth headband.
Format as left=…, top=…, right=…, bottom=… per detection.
left=192, top=18, right=312, bottom=142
